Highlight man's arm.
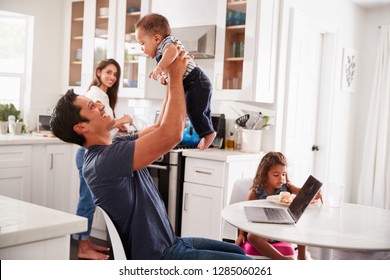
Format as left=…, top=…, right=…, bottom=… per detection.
left=132, top=50, right=188, bottom=170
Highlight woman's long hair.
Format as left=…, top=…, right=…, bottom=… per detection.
left=89, top=58, right=121, bottom=117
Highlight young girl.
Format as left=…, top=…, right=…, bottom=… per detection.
left=235, top=151, right=318, bottom=260
left=73, top=59, right=132, bottom=260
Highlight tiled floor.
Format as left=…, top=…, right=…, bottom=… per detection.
left=69, top=238, right=390, bottom=260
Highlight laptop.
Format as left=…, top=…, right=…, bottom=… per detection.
left=244, top=175, right=322, bottom=224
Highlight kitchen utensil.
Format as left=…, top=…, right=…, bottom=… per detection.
left=235, top=114, right=250, bottom=128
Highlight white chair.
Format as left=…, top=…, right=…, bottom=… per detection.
left=97, top=206, right=127, bottom=260
left=230, top=178, right=295, bottom=259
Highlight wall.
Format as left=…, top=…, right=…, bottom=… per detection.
left=351, top=6, right=390, bottom=203
left=0, top=0, right=66, bottom=131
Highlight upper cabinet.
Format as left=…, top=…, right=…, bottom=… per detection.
left=116, top=0, right=150, bottom=98
left=65, top=0, right=150, bottom=97
left=213, top=0, right=279, bottom=103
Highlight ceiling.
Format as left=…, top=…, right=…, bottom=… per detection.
left=352, top=0, right=390, bottom=8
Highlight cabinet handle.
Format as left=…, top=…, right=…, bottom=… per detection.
left=195, top=170, right=212, bottom=175
left=184, top=193, right=188, bottom=211
left=148, top=164, right=168, bottom=170
left=50, top=154, right=53, bottom=170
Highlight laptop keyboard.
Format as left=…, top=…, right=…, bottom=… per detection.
left=264, top=208, right=289, bottom=220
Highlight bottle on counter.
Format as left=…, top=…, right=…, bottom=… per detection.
left=225, top=131, right=235, bottom=151
left=234, top=124, right=243, bottom=151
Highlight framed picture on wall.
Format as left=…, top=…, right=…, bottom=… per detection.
left=341, top=48, right=358, bottom=92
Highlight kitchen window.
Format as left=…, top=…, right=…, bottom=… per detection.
left=0, top=10, right=33, bottom=113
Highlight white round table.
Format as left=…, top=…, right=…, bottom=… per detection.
left=222, top=200, right=390, bottom=259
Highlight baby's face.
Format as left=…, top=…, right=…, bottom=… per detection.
left=135, top=29, right=159, bottom=58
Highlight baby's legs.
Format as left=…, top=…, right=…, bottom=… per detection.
left=247, top=233, right=294, bottom=260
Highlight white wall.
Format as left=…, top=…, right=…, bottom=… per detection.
left=351, top=6, right=390, bottom=203
left=0, top=0, right=67, bottom=131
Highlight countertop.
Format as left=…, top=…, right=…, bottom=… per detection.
left=182, top=148, right=264, bottom=162
left=0, top=133, right=64, bottom=145
left=0, top=195, right=87, bottom=248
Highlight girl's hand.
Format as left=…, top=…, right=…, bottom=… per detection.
left=235, top=232, right=246, bottom=246
left=315, top=191, right=323, bottom=204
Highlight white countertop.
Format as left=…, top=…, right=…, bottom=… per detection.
left=0, top=134, right=64, bottom=145
left=182, top=148, right=264, bottom=162
left=0, top=195, right=87, bottom=248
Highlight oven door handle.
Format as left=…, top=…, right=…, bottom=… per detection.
left=148, top=164, right=168, bottom=170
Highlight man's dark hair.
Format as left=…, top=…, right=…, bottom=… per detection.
left=50, top=89, right=88, bottom=146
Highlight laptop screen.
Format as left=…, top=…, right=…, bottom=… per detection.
left=288, top=175, right=322, bottom=222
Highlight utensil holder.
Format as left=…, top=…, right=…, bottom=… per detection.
left=240, top=129, right=262, bottom=153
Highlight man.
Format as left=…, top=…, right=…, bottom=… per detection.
left=50, top=50, right=251, bottom=260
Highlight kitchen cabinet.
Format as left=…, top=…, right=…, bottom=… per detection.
left=0, top=146, right=32, bottom=202
left=213, top=0, right=279, bottom=103
left=31, top=144, right=79, bottom=214
left=65, top=0, right=150, bottom=97
left=181, top=150, right=263, bottom=240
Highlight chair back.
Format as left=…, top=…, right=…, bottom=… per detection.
left=230, top=178, right=253, bottom=204
left=97, top=206, right=127, bottom=260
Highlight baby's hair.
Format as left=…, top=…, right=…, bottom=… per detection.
left=135, top=13, right=171, bottom=37
left=251, top=151, right=288, bottom=191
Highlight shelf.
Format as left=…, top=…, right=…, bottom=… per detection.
left=73, top=17, right=84, bottom=22
left=226, top=24, right=245, bottom=30
left=96, top=15, right=109, bottom=20
left=225, top=57, right=244, bottom=62
left=72, top=36, right=83, bottom=40
left=71, top=61, right=82, bottom=65
left=126, top=11, right=141, bottom=17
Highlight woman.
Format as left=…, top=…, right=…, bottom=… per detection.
left=73, top=59, right=132, bottom=260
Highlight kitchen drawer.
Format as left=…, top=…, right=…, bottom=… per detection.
left=185, top=158, right=225, bottom=187
left=0, top=146, right=32, bottom=168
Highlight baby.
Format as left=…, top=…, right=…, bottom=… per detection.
left=135, top=13, right=216, bottom=150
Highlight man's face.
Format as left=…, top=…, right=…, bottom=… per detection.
left=74, top=95, right=115, bottom=135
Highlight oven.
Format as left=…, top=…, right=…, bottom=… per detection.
left=147, top=150, right=185, bottom=236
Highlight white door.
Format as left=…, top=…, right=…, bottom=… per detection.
left=282, top=11, right=337, bottom=187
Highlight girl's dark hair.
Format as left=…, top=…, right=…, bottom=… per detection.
left=49, top=89, right=88, bottom=146
left=89, top=58, right=121, bottom=117
left=251, top=151, right=288, bottom=191
left=135, top=13, right=171, bottom=38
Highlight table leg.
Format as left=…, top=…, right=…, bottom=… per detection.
left=319, top=248, right=332, bottom=260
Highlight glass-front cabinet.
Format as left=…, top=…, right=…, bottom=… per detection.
left=213, top=0, right=279, bottom=103
left=65, top=0, right=149, bottom=97
left=116, top=0, right=149, bottom=98
left=68, top=1, right=84, bottom=88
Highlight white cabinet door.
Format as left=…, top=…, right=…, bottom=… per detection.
left=31, top=144, right=77, bottom=214
left=181, top=182, right=223, bottom=240
left=213, top=0, right=279, bottom=103
left=44, top=145, right=74, bottom=213
left=0, top=146, right=32, bottom=202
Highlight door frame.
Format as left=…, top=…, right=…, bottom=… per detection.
left=275, top=2, right=339, bottom=184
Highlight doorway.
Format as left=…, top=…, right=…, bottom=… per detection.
left=282, top=9, right=338, bottom=187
